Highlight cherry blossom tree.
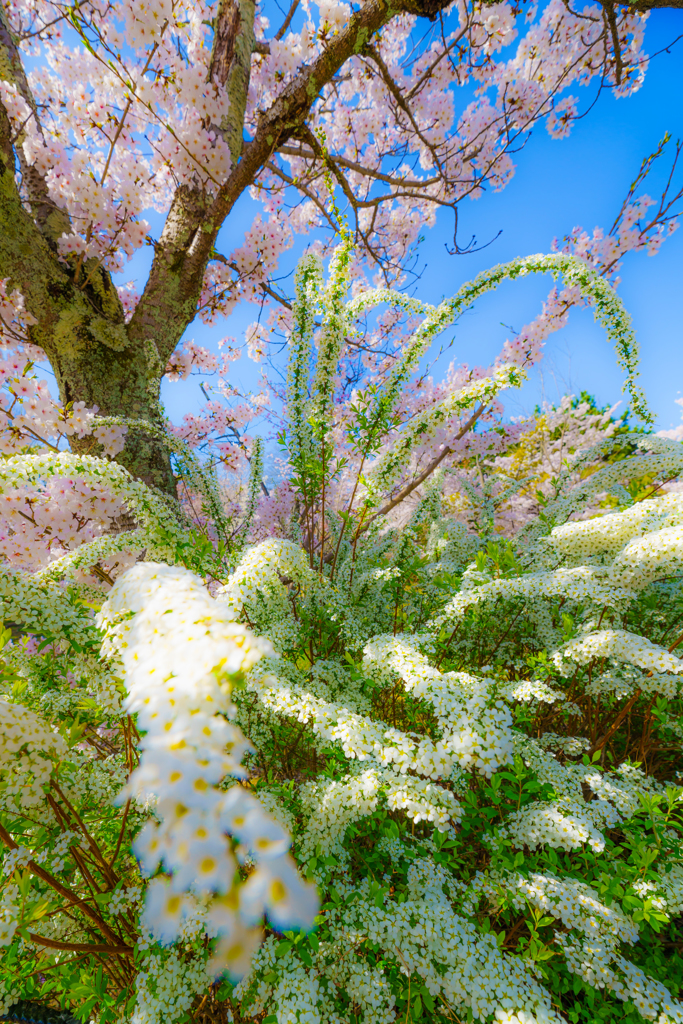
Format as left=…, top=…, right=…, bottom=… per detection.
left=0, top=0, right=680, bottom=494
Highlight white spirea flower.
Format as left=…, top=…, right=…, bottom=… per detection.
left=557, top=628, right=683, bottom=679
left=0, top=700, right=66, bottom=810
left=549, top=491, right=683, bottom=558
left=364, top=634, right=514, bottom=776
left=98, top=563, right=318, bottom=974
left=217, top=538, right=326, bottom=619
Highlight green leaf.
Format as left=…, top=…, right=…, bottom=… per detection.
left=421, top=988, right=435, bottom=1012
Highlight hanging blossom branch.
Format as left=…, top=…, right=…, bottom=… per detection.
left=98, top=562, right=317, bottom=975
left=279, top=244, right=650, bottom=570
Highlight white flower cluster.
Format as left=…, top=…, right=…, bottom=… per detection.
left=561, top=938, right=683, bottom=1021
left=0, top=884, right=19, bottom=947
left=582, top=763, right=667, bottom=819
left=357, top=879, right=564, bottom=1023
left=235, top=930, right=397, bottom=1024
left=497, top=740, right=675, bottom=857
left=431, top=567, right=632, bottom=632
left=481, top=870, right=683, bottom=1021
left=363, top=635, right=514, bottom=776
left=549, top=491, right=683, bottom=558
left=491, top=738, right=617, bottom=852
left=504, top=679, right=565, bottom=704
left=238, top=862, right=565, bottom=1024
left=536, top=733, right=590, bottom=756
left=45, top=830, right=88, bottom=874
left=644, top=863, right=683, bottom=915
left=109, top=883, right=143, bottom=917
left=556, top=628, right=683, bottom=682
left=298, top=766, right=461, bottom=861
left=98, top=563, right=318, bottom=976
left=217, top=539, right=326, bottom=620
left=545, top=484, right=683, bottom=593
left=132, top=947, right=211, bottom=1024
left=0, top=979, right=19, bottom=1018
left=493, top=871, right=638, bottom=944
left=502, top=801, right=611, bottom=853
left=309, top=241, right=354, bottom=437
left=0, top=699, right=65, bottom=810
left=250, top=662, right=493, bottom=784
left=298, top=769, right=382, bottom=860
left=285, top=254, right=324, bottom=473
left=383, top=769, right=462, bottom=829
left=610, top=522, right=683, bottom=589
left=268, top=956, right=326, bottom=1024
left=631, top=878, right=667, bottom=909
left=0, top=564, right=93, bottom=648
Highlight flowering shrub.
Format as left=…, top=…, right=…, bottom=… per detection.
left=0, top=244, right=682, bottom=1024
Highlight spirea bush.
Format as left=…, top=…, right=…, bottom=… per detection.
left=0, top=244, right=682, bottom=1024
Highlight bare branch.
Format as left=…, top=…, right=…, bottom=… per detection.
left=277, top=142, right=441, bottom=187
left=28, top=933, right=133, bottom=956
left=275, top=0, right=300, bottom=39
left=359, top=404, right=487, bottom=533
left=261, top=280, right=292, bottom=308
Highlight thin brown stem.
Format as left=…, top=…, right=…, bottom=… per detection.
left=275, top=0, right=299, bottom=39
left=358, top=404, right=486, bottom=536
left=588, top=689, right=642, bottom=757
left=29, top=933, right=132, bottom=956
left=0, top=824, right=122, bottom=946
left=109, top=798, right=132, bottom=870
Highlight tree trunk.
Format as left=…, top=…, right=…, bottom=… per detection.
left=47, top=333, right=176, bottom=495
left=0, top=124, right=176, bottom=494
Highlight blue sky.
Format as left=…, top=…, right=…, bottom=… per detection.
left=412, top=8, right=683, bottom=431
left=146, top=9, right=683, bottom=433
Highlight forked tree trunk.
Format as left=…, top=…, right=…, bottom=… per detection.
left=0, top=137, right=178, bottom=494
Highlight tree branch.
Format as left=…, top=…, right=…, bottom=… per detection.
left=276, top=142, right=441, bottom=188
left=28, top=932, right=133, bottom=956
left=275, top=0, right=300, bottom=40
left=128, top=0, right=453, bottom=365
left=0, top=4, right=70, bottom=245
left=359, top=403, right=487, bottom=533
left=0, top=822, right=124, bottom=948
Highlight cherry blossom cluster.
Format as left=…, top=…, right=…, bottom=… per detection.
left=0, top=0, right=667, bottom=483
left=0, top=450, right=181, bottom=579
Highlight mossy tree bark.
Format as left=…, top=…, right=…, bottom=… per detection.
left=0, top=0, right=453, bottom=496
